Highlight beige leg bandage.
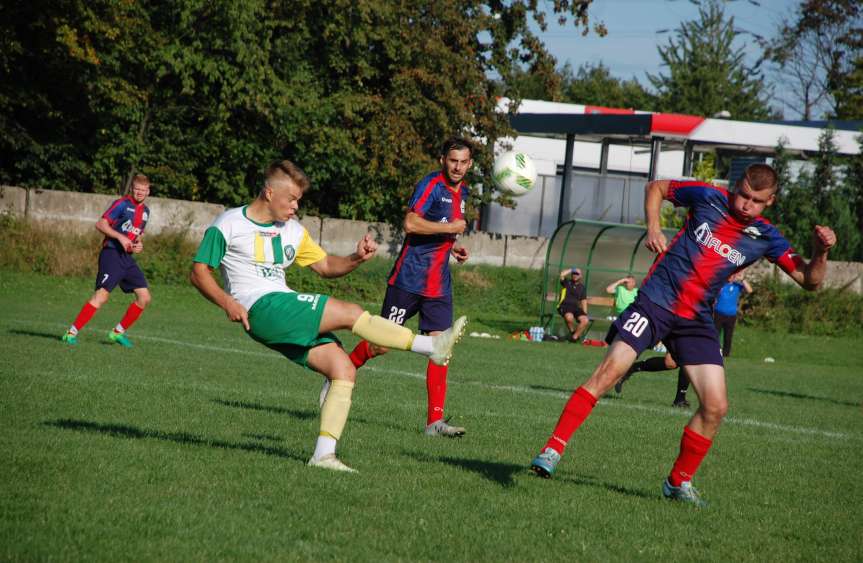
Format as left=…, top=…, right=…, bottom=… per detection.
left=319, top=380, right=354, bottom=441
left=351, top=311, right=414, bottom=351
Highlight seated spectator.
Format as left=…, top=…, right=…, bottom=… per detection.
left=557, top=267, right=589, bottom=343
left=605, top=275, right=638, bottom=317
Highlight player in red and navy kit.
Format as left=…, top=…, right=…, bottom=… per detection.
left=348, top=137, right=472, bottom=437
left=530, top=164, right=837, bottom=506
left=62, top=174, right=153, bottom=347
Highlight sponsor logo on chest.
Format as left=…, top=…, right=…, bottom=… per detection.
left=694, top=222, right=746, bottom=266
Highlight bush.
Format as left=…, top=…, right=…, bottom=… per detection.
left=742, top=277, right=863, bottom=337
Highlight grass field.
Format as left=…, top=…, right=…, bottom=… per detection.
left=2, top=269, right=861, bottom=561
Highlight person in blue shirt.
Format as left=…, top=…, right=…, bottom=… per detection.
left=713, top=271, right=753, bottom=357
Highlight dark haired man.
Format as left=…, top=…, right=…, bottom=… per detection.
left=529, top=163, right=836, bottom=506
left=190, top=160, right=466, bottom=473
left=348, top=137, right=473, bottom=437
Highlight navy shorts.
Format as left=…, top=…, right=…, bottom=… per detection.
left=95, top=247, right=149, bottom=293
left=380, top=284, right=452, bottom=334
left=605, top=292, right=723, bottom=367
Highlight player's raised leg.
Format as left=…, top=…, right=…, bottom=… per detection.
left=306, top=343, right=358, bottom=472
left=662, top=363, right=726, bottom=507
left=531, top=339, right=637, bottom=477
left=319, top=298, right=466, bottom=366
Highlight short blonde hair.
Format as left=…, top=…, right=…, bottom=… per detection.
left=264, top=160, right=310, bottom=193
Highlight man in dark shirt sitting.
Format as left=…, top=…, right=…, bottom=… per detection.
left=557, top=267, right=589, bottom=343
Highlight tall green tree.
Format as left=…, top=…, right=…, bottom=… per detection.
left=647, top=0, right=773, bottom=119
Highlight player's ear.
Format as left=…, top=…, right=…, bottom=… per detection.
left=765, top=192, right=776, bottom=207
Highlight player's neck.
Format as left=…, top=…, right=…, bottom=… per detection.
left=245, top=200, right=275, bottom=224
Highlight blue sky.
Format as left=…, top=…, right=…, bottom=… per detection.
left=531, top=0, right=808, bottom=115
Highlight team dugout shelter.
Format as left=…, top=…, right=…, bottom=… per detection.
left=486, top=99, right=862, bottom=336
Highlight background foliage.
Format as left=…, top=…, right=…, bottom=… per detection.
left=0, top=0, right=603, bottom=226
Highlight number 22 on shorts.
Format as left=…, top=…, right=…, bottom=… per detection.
left=622, top=312, right=649, bottom=337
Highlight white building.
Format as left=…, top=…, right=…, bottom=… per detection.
left=484, top=99, right=862, bottom=236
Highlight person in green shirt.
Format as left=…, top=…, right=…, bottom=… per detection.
left=605, top=275, right=638, bottom=316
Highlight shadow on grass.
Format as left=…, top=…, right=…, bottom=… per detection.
left=473, top=317, right=533, bottom=334
left=556, top=474, right=656, bottom=500
left=213, top=399, right=316, bottom=420
left=9, top=328, right=64, bottom=341
left=405, top=451, right=522, bottom=487
left=747, top=387, right=860, bottom=408
left=44, top=419, right=306, bottom=462
left=214, top=398, right=407, bottom=433
left=242, top=432, right=284, bottom=442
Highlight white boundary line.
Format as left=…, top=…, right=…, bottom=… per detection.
left=7, top=319, right=856, bottom=441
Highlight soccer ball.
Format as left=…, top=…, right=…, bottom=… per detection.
left=492, top=151, right=537, bottom=196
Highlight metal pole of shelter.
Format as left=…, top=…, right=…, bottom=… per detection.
left=558, top=133, right=575, bottom=228
left=682, top=141, right=694, bottom=177
left=648, top=136, right=663, bottom=181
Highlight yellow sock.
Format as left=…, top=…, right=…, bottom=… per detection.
left=320, top=380, right=354, bottom=441
left=351, top=311, right=415, bottom=351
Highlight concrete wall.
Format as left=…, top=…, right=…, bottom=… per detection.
left=2, top=186, right=861, bottom=293
left=0, top=186, right=27, bottom=216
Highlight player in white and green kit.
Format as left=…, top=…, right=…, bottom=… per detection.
left=191, top=160, right=467, bottom=473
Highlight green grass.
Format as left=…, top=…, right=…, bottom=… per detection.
left=1, top=269, right=862, bottom=561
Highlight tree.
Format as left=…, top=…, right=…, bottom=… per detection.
left=764, top=131, right=862, bottom=261
left=647, top=0, right=773, bottom=119
left=560, top=63, right=657, bottom=110
left=766, top=0, right=863, bottom=120
left=0, top=0, right=604, bottom=225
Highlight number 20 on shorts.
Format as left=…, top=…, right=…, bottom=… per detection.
left=622, top=312, right=649, bottom=337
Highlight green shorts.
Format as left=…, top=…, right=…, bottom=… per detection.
left=247, top=291, right=340, bottom=368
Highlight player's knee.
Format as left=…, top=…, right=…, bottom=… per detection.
left=331, top=362, right=357, bottom=383
left=90, top=290, right=110, bottom=307
left=136, top=293, right=151, bottom=308
left=700, top=397, right=728, bottom=422
left=578, top=316, right=589, bottom=327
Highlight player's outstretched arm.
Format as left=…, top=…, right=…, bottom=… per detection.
left=786, top=225, right=837, bottom=291
left=190, top=262, right=249, bottom=330
left=308, top=233, right=377, bottom=279
left=404, top=212, right=465, bottom=236
left=643, top=180, right=671, bottom=254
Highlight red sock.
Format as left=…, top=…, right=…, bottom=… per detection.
left=544, top=386, right=597, bottom=454
left=71, top=302, right=98, bottom=332
left=117, top=302, right=144, bottom=332
left=426, top=362, right=448, bottom=425
left=349, top=340, right=374, bottom=368
left=668, top=426, right=713, bottom=486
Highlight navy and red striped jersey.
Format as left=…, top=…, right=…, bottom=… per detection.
left=101, top=196, right=150, bottom=252
left=640, top=180, right=803, bottom=321
left=387, top=171, right=468, bottom=298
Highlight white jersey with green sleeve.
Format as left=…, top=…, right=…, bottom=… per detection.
left=193, top=206, right=327, bottom=310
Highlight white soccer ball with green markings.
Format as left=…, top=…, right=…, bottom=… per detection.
left=492, top=151, right=537, bottom=196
